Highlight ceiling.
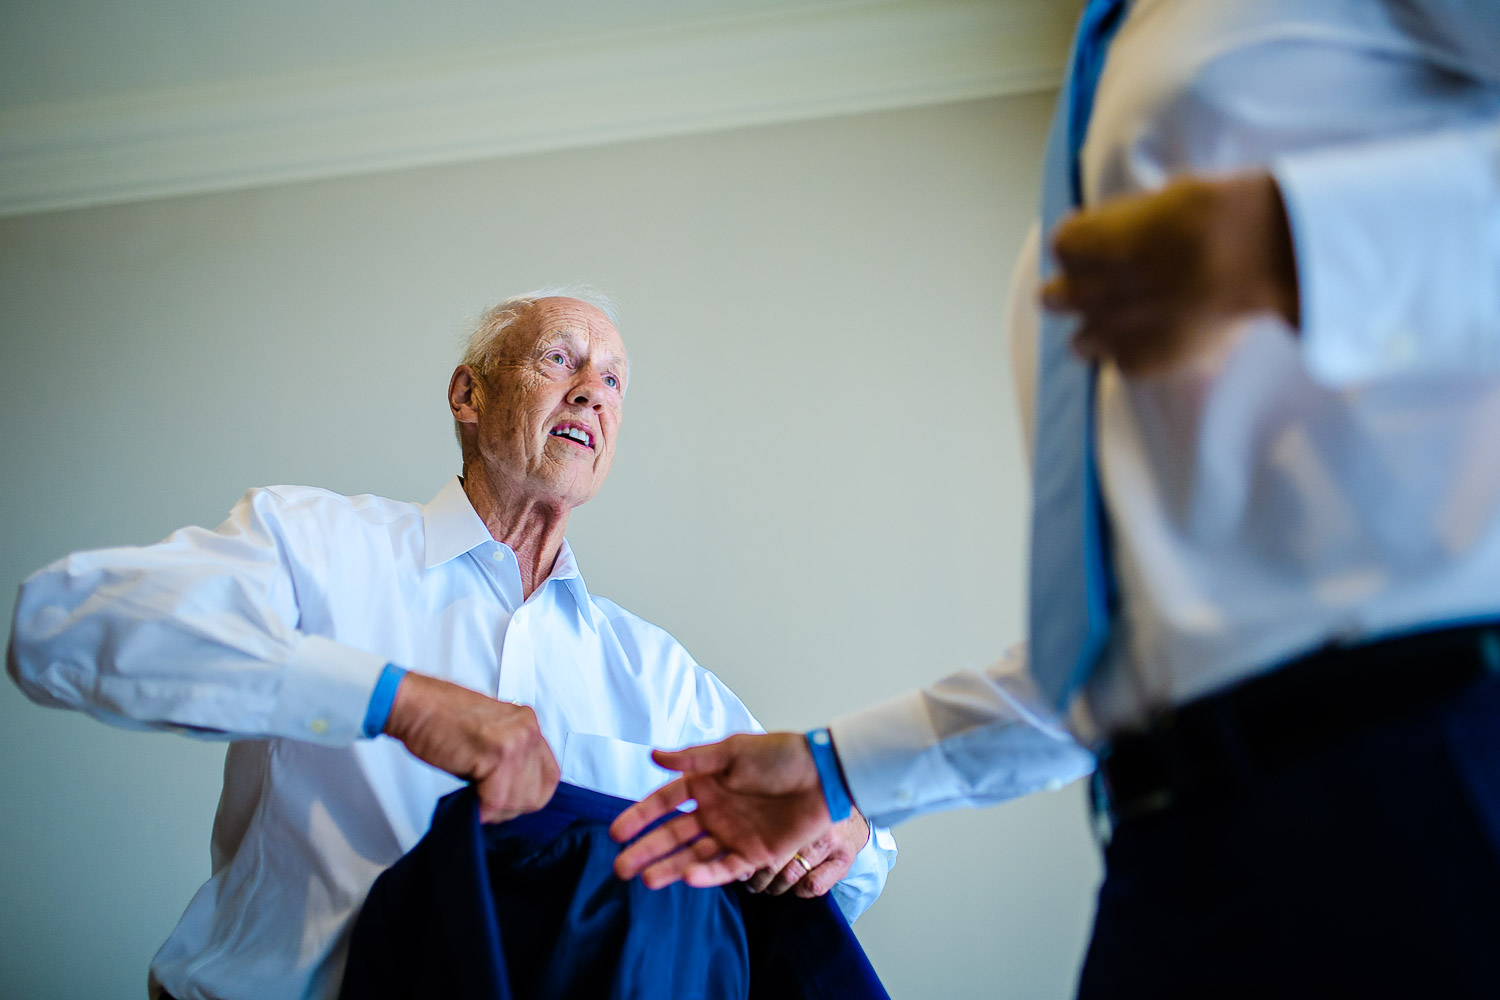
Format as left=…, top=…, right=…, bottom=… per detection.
left=0, top=0, right=1079, bottom=218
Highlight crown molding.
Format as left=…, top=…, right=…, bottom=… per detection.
left=0, top=1, right=1072, bottom=218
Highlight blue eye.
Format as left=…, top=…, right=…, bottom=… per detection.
left=547, top=351, right=567, bottom=366
left=604, top=374, right=619, bottom=388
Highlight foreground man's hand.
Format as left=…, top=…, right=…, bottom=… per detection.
left=610, top=732, right=835, bottom=890
left=1041, top=171, right=1300, bottom=377
left=745, top=808, right=870, bottom=899
left=384, top=672, right=560, bottom=823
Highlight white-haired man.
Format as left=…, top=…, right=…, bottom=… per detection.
left=7, top=291, right=896, bottom=999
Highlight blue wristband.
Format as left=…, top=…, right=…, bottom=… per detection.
left=362, top=664, right=408, bottom=738
left=804, top=728, right=853, bottom=822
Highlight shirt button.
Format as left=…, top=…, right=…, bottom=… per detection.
left=492, top=550, right=505, bottom=561
left=1045, top=777, right=1065, bottom=792
left=309, top=719, right=329, bottom=735
left=894, top=788, right=913, bottom=806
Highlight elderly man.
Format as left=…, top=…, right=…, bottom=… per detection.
left=7, top=290, right=895, bottom=999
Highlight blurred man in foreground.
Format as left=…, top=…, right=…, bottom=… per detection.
left=615, top=3, right=1500, bottom=996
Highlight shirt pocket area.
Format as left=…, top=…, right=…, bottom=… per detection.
left=559, top=731, right=677, bottom=801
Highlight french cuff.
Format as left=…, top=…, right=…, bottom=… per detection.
left=829, top=689, right=951, bottom=827
left=1272, top=128, right=1500, bottom=385
left=269, top=634, right=389, bottom=745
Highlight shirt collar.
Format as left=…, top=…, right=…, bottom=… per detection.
left=547, top=539, right=599, bottom=634
left=421, top=476, right=598, bottom=633
left=421, top=476, right=494, bottom=569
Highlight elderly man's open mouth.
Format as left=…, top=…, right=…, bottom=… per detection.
left=549, top=421, right=595, bottom=450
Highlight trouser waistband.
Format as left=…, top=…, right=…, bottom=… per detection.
left=1097, top=622, right=1500, bottom=827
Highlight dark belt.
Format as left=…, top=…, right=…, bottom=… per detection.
left=1097, top=622, right=1500, bottom=827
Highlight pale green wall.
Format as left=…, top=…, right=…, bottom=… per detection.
left=0, top=94, right=1102, bottom=999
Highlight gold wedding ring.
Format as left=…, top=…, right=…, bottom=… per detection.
left=792, top=852, right=813, bottom=874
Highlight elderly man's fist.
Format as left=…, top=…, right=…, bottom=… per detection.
left=384, top=671, right=560, bottom=823
left=1041, top=171, right=1300, bottom=377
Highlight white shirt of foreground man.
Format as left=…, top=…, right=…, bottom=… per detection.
left=612, top=0, right=1500, bottom=862
left=8, top=294, right=895, bottom=999
left=838, top=0, right=1500, bottom=820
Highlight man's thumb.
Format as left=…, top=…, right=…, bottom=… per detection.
left=652, top=739, right=733, bottom=775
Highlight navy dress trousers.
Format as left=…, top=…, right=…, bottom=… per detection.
left=339, top=783, right=891, bottom=999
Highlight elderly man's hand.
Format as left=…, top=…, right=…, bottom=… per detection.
left=610, top=732, right=834, bottom=890
left=744, top=807, right=869, bottom=899
left=383, top=672, right=560, bottom=824
left=1041, top=171, right=1300, bottom=377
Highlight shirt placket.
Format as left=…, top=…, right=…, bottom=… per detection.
left=484, top=544, right=537, bottom=706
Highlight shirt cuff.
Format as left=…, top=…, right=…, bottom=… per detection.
left=362, top=664, right=408, bottom=738
left=829, top=691, right=947, bottom=826
left=269, top=634, right=390, bottom=744
left=805, top=728, right=853, bottom=823
left=830, top=822, right=899, bottom=924
left=1272, top=125, right=1500, bottom=384
left=829, top=675, right=1095, bottom=829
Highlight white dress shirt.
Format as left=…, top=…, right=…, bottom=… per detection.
left=8, top=476, right=896, bottom=999
left=832, top=0, right=1500, bottom=827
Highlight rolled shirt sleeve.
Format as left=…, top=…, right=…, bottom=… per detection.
left=7, top=487, right=388, bottom=744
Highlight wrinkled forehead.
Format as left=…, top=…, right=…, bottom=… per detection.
left=511, top=297, right=628, bottom=373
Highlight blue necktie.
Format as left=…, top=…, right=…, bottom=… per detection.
left=1029, top=0, right=1128, bottom=711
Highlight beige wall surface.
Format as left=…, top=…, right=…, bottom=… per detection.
left=0, top=94, right=1101, bottom=999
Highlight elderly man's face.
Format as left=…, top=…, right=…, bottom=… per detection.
left=465, top=297, right=627, bottom=507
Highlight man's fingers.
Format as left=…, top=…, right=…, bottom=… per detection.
left=1040, top=274, right=1069, bottom=312
left=680, top=852, right=758, bottom=889
left=651, top=739, right=735, bottom=777
left=745, top=865, right=779, bottom=894
left=763, top=859, right=808, bottom=896
left=474, top=757, right=559, bottom=824
left=639, top=833, right=738, bottom=887
left=1043, top=267, right=1140, bottom=315
left=477, top=787, right=532, bottom=825
left=613, top=809, right=705, bottom=881
left=1069, top=305, right=1200, bottom=376
left=609, top=776, right=693, bottom=844
left=791, top=859, right=844, bottom=899
left=1049, top=211, right=1103, bottom=266
left=1041, top=270, right=1123, bottom=312
left=764, top=844, right=829, bottom=896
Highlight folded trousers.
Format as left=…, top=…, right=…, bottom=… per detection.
left=340, top=783, right=890, bottom=1000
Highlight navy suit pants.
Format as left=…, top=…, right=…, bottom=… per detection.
left=1077, top=671, right=1500, bottom=998
left=340, top=782, right=889, bottom=1000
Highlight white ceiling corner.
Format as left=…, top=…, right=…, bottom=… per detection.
left=0, top=1, right=1074, bottom=219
